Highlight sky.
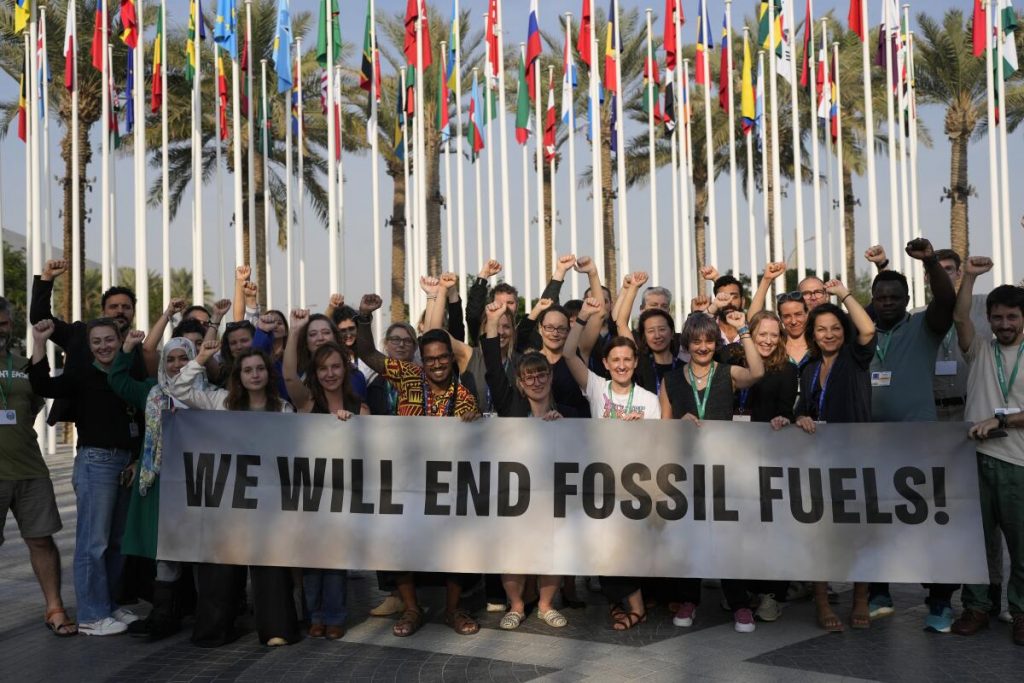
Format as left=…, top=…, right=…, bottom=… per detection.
left=0, top=0, right=1020, bottom=323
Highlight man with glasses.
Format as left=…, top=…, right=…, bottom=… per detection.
left=797, top=277, right=829, bottom=310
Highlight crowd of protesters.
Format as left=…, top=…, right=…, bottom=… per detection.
left=1, top=238, right=1021, bottom=648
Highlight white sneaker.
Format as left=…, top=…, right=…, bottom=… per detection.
left=486, top=602, right=508, bottom=613
left=80, top=617, right=128, bottom=636
left=112, top=607, right=141, bottom=625
left=756, top=594, right=782, bottom=622
left=998, top=610, right=1013, bottom=624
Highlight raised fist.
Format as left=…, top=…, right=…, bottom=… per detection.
left=42, top=259, right=68, bottom=281
left=478, top=260, right=502, bottom=278
left=235, top=265, right=251, bottom=281
left=359, top=294, right=383, bottom=315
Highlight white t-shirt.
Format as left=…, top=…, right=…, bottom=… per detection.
left=583, top=370, right=662, bottom=420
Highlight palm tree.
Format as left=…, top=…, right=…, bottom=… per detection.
left=914, top=8, right=1024, bottom=259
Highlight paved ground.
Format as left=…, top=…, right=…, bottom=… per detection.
left=1, top=447, right=1020, bottom=683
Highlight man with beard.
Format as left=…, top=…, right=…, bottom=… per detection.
left=950, top=258, right=1024, bottom=647
left=701, top=274, right=747, bottom=365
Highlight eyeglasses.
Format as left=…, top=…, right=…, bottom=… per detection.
left=422, top=353, right=452, bottom=366
left=541, top=324, right=570, bottom=335
left=225, top=321, right=249, bottom=331
left=776, top=291, right=803, bottom=305
left=385, top=336, right=414, bottom=346
left=801, top=288, right=827, bottom=300
left=338, top=327, right=358, bottom=337
left=519, top=371, right=551, bottom=386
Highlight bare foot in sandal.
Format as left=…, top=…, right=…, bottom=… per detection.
left=816, top=603, right=844, bottom=633
left=393, top=608, right=424, bottom=637
left=850, top=583, right=871, bottom=629
left=611, top=609, right=647, bottom=631
left=445, top=609, right=480, bottom=635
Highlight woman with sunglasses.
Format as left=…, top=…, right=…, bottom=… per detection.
left=166, top=342, right=300, bottom=647
left=747, top=263, right=812, bottom=368
left=783, top=279, right=876, bottom=632
left=659, top=309, right=765, bottom=633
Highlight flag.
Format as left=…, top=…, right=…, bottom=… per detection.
left=360, top=0, right=374, bottom=92
left=681, top=68, right=691, bottom=125
left=972, top=1, right=988, bottom=57
left=218, top=52, right=229, bottom=139
left=695, top=0, right=712, bottom=85
left=664, top=0, right=684, bottom=70
left=526, top=0, right=542, bottom=101
left=240, top=34, right=250, bottom=118
left=185, top=0, right=205, bottom=83
left=446, top=0, right=460, bottom=90
left=214, top=0, right=239, bottom=60
left=718, top=14, right=730, bottom=110
left=849, top=0, right=866, bottom=42
left=778, top=0, right=795, bottom=84
left=437, top=53, right=450, bottom=139
left=14, top=0, right=30, bottom=34
left=17, top=58, right=27, bottom=142
left=290, top=63, right=300, bottom=137
left=317, top=0, right=341, bottom=68
left=403, top=0, right=433, bottom=68
left=642, top=57, right=663, bottom=120
left=468, top=71, right=485, bottom=160
left=663, top=70, right=676, bottom=135
left=274, top=0, right=293, bottom=93
left=64, top=1, right=76, bottom=91
left=740, top=33, right=755, bottom=134
left=609, top=93, right=618, bottom=154
left=36, top=11, right=50, bottom=115
left=393, top=76, right=405, bottom=160
left=404, top=64, right=416, bottom=117
left=515, top=55, right=531, bottom=144
left=120, top=0, right=139, bottom=49
left=486, top=0, right=500, bottom=79
left=544, top=73, right=557, bottom=161
left=92, top=5, right=105, bottom=71
left=875, top=0, right=900, bottom=88
left=107, top=64, right=121, bottom=147
left=604, top=0, right=619, bottom=92
left=754, top=55, right=765, bottom=149
left=758, top=1, right=782, bottom=51
left=578, top=0, right=592, bottom=68
left=255, top=81, right=271, bottom=154
left=799, top=0, right=813, bottom=88
left=124, top=48, right=135, bottom=134
left=151, top=8, right=163, bottom=113
left=998, top=0, right=1019, bottom=78
left=561, top=28, right=578, bottom=126
left=828, top=51, right=839, bottom=139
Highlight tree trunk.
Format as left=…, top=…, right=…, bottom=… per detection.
left=254, top=151, right=268, bottom=309
left=58, top=114, right=94, bottom=322
left=693, top=182, right=708, bottom=273
left=543, top=161, right=553, bottom=281
left=843, top=167, right=856, bottom=284
left=241, top=148, right=252, bottom=270
left=948, top=128, right=970, bottom=261
left=601, top=119, right=617, bottom=288
left=426, top=121, right=443, bottom=276
left=389, top=165, right=408, bottom=322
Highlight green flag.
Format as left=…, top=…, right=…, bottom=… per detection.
left=515, top=56, right=531, bottom=144
left=317, top=0, right=342, bottom=67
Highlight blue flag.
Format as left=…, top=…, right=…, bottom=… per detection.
left=273, top=0, right=293, bottom=93
left=125, top=48, right=135, bottom=134
left=214, top=0, right=239, bottom=61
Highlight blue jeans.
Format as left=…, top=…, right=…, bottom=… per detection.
left=303, top=569, right=348, bottom=626
left=71, top=447, right=132, bottom=623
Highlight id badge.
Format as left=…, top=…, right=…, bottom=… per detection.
left=935, top=360, right=958, bottom=376
left=129, top=422, right=140, bottom=438
left=871, top=371, right=893, bottom=387
left=732, top=414, right=752, bottom=422
left=995, top=407, right=1022, bottom=416
left=0, top=409, right=16, bottom=425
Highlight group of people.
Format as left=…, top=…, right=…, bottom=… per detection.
left=0, top=238, right=1021, bottom=649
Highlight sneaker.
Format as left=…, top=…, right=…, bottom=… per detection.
left=112, top=607, right=141, bottom=625
left=733, top=608, right=756, bottom=633
left=672, top=602, right=697, bottom=628
left=756, top=594, right=782, bottom=622
left=924, top=602, right=953, bottom=633
left=369, top=595, right=404, bottom=617
left=486, top=602, right=507, bottom=613
left=79, top=617, right=128, bottom=636
left=868, top=594, right=895, bottom=619
left=785, top=582, right=813, bottom=602
left=999, top=610, right=1013, bottom=624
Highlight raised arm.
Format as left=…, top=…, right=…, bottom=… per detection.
left=31, top=260, right=74, bottom=348
left=421, top=276, right=446, bottom=332
left=906, top=239, right=955, bottom=335
left=541, top=254, right=576, bottom=303
left=466, top=259, right=501, bottom=342
left=956, top=256, right=991, bottom=353
left=826, top=279, right=875, bottom=346
left=727, top=310, right=766, bottom=389
left=283, top=309, right=313, bottom=410
left=699, top=265, right=720, bottom=295
left=613, top=272, right=647, bottom=337
left=481, top=302, right=515, bottom=414
left=324, top=293, right=344, bottom=322
left=563, top=298, right=603, bottom=390
left=575, top=256, right=602, bottom=304
left=577, top=298, right=608, bottom=363
left=143, top=298, right=187, bottom=377
left=27, top=321, right=74, bottom=398
left=748, top=262, right=786, bottom=318
left=441, top=273, right=466, bottom=342
left=164, top=341, right=226, bottom=410
left=231, top=266, right=250, bottom=322
left=865, top=245, right=890, bottom=273
left=354, top=294, right=387, bottom=375
left=108, top=331, right=156, bottom=411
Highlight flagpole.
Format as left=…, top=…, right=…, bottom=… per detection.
left=758, top=51, right=771, bottom=285
left=108, top=43, right=117, bottom=284
left=369, top=3, right=383, bottom=334
left=231, top=29, right=245, bottom=272
left=401, top=67, right=413, bottom=311
left=94, top=2, right=107, bottom=290
left=134, top=2, right=148, bottom=330
left=894, top=4, right=914, bottom=294
left=496, top=0, right=514, bottom=291
left=442, top=43, right=454, bottom=271
left=645, top=9, right=659, bottom=284
left=724, top=1, right=739, bottom=279
left=590, top=13, right=605, bottom=280
left=548, top=65, right=558, bottom=273
left=336, top=65, right=345, bottom=293
left=860, top=0, right=880, bottom=259
left=784, top=0, right=805, bottom=279
left=519, top=45, right=532, bottom=306
left=564, top=12, right=579, bottom=299
left=768, top=1, right=783, bottom=275
left=297, top=37, right=306, bottom=308
left=809, top=7, right=824, bottom=279
left=995, top=2, right=1013, bottom=284
left=882, top=4, right=902, bottom=278
left=675, top=7, right=691, bottom=310
left=484, top=19, right=497, bottom=261
left=670, top=77, right=683, bottom=323
left=23, top=34, right=33, bottom=354
left=699, top=0, right=716, bottom=270
left=215, top=43, right=226, bottom=298
left=285, top=44, right=294, bottom=312
left=984, top=0, right=1001, bottom=283
left=744, top=29, right=757, bottom=291
left=415, top=0, right=427, bottom=313
left=613, top=0, right=629, bottom=275
left=681, top=59, right=694, bottom=305
left=908, top=26, right=925, bottom=301
left=261, top=58, right=273, bottom=310
left=535, top=59, right=545, bottom=284
left=161, top=0, right=171, bottom=331
left=323, top=0, right=338, bottom=293
left=70, top=1, right=81, bottom=320
left=192, top=0, right=204, bottom=304
left=834, top=41, right=848, bottom=286
left=474, top=68, right=486, bottom=281
left=818, top=18, right=831, bottom=280
left=452, top=1, right=466, bottom=301
left=40, top=7, right=51, bottom=263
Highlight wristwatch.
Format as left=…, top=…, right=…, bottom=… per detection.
left=996, top=412, right=1009, bottom=430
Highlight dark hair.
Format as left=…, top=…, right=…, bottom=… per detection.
left=220, top=320, right=255, bottom=364
left=804, top=303, right=856, bottom=358
left=602, top=335, right=638, bottom=361
left=265, top=310, right=288, bottom=335
left=636, top=309, right=678, bottom=356
left=225, top=349, right=283, bottom=412
left=537, top=305, right=570, bottom=328
left=934, top=249, right=961, bottom=270
left=171, top=318, right=208, bottom=339
left=86, top=317, right=123, bottom=339
left=584, top=285, right=612, bottom=302
left=305, top=342, right=361, bottom=413
left=101, top=286, right=137, bottom=309
left=182, top=305, right=211, bottom=321
left=871, top=269, right=909, bottom=295
left=491, top=282, right=519, bottom=301
left=297, top=314, right=344, bottom=374
left=563, top=299, right=583, bottom=319
left=713, top=275, right=744, bottom=298
left=680, top=313, right=721, bottom=349
left=417, top=329, right=453, bottom=357
left=331, top=305, right=358, bottom=326
left=986, top=285, right=1024, bottom=317
left=776, top=291, right=807, bottom=309
left=517, top=351, right=552, bottom=378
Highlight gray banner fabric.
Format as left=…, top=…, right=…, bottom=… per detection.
left=158, top=411, right=988, bottom=583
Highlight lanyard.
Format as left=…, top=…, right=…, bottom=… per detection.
left=738, top=388, right=750, bottom=411
left=422, top=378, right=456, bottom=416
left=810, top=360, right=833, bottom=420
left=993, top=340, right=1024, bottom=406
left=941, top=328, right=955, bottom=359
left=0, top=355, right=12, bottom=409
left=651, top=355, right=678, bottom=395
left=386, top=383, right=398, bottom=415
left=606, top=381, right=635, bottom=419
left=875, top=314, right=909, bottom=364
left=688, top=362, right=717, bottom=420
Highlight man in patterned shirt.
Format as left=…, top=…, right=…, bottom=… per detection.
left=354, top=294, right=480, bottom=638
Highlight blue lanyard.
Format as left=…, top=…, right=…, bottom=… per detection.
left=738, top=388, right=750, bottom=411
left=422, top=378, right=456, bottom=416
left=651, top=355, right=679, bottom=395
left=810, top=360, right=833, bottom=420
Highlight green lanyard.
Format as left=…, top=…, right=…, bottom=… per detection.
left=875, top=315, right=909, bottom=364
left=0, top=355, right=12, bottom=410
left=993, top=340, right=1024, bottom=405
left=940, top=328, right=955, bottom=359
left=688, top=362, right=717, bottom=420
left=606, top=381, right=635, bottom=419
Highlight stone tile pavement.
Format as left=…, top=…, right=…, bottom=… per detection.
left=1, top=448, right=1019, bottom=683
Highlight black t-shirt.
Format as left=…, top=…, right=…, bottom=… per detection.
left=664, top=362, right=734, bottom=421
left=634, top=352, right=683, bottom=396
left=795, top=338, right=876, bottom=424
left=739, top=364, right=798, bottom=423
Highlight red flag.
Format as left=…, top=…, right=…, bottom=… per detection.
left=718, top=31, right=730, bottom=111
left=972, top=0, right=987, bottom=58
left=17, top=63, right=27, bottom=143
left=403, top=0, right=433, bottom=69
left=664, top=0, right=684, bottom=71
left=578, top=0, right=592, bottom=67
left=543, top=74, right=557, bottom=161
left=526, top=1, right=542, bottom=101
left=799, top=0, right=812, bottom=88
left=218, top=56, right=229, bottom=140
left=119, top=0, right=138, bottom=49
left=91, top=8, right=105, bottom=71
left=848, top=0, right=865, bottom=42
left=240, top=37, right=250, bottom=118
left=486, top=0, right=500, bottom=78
left=64, top=2, right=77, bottom=92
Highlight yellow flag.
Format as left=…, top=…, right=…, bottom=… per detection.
left=740, top=33, right=755, bottom=131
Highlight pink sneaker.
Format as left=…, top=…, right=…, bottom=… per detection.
left=734, top=607, right=756, bottom=633
left=672, top=602, right=697, bottom=627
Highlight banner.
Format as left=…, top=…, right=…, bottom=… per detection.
left=159, top=412, right=988, bottom=583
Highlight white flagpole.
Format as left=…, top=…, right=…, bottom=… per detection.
left=232, top=28, right=245, bottom=271
left=564, top=12, right=579, bottom=299
left=613, top=0, right=629, bottom=274
left=668, top=69, right=681, bottom=322
left=590, top=18, right=605, bottom=278
left=895, top=5, right=913, bottom=293
left=442, top=43, right=454, bottom=270
left=24, top=34, right=33, bottom=354
left=285, top=46, right=294, bottom=312
left=744, top=30, right=757, bottom=291
left=995, top=3, right=1013, bottom=283
left=818, top=18, right=832, bottom=279
left=725, top=1, right=739, bottom=278
left=882, top=4, right=902, bottom=275
left=768, top=1, right=783, bottom=270
left=100, top=0, right=111, bottom=291
left=296, top=37, right=307, bottom=307
left=520, top=45, right=533, bottom=306
left=108, top=43, right=117, bottom=284
left=192, top=0, right=204, bottom=304
left=336, top=65, right=345, bottom=293
left=645, top=10, right=659, bottom=284
left=474, top=69, right=485, bottom=278
left=984, top=0, right=1001, bottom=283
left=785, top=0, right=805, bottom=279
left=548, top=65, right=558, bottom=271
left=369, top=2, right=383, bottom=333
left=674, top=5, right=690, bottom=310
left=401, top=68, right=413, bottom=309
left=215, top=43, right=226, bottom=297
left=908, top=26, right=925, bottom=300
left=834, top=41, right=848, bottom=287
left=700, top=0, right=716, bottom=270
left=245, top=1, right=257, bottom=277
left=40, top=8, right=51, bottom=264
left=161, top=0, right=171, bottom=330
left=133, top=3, right=148, bottom=329
left=535, top=48, right=545, bottom=284
left=809, top=10, right=823, bottom=279
left=681, top=59, right=694, bottom=305
left=452, top=1, right=466, bottom=300
left=496, top=0, right=513, bottom=288
left=261, top=59, right=273, bottom=310
left=861, top=0, right=880, bottom=257
left=415, top=0, right=427, bottom=311
left=27, top=15, right=44, bottom=452
left=325, top=0, right=338, bottom=293
left=758, top=51, right=770, bottom=281
left=484, top=20, right=497, bottom=261
left=70, top=2, right=81, bottom=320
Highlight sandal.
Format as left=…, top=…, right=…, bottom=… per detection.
left=537, top=609, right=568, bottom=628
left=850, top=602, right=871, bottom=630
left=44, top=608, right=78, bottom=637
left=393, top=608, right=424, bottom=637
left=815, top=604, right=845, bottom=633
left=445, top=608, right=480, bottom=636
left=611, top=610, right=647, bottom=631
left=499, top=610, right=525, bottom=630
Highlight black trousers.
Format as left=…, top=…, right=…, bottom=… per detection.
left=192, top=564, right=299, bottom=647
left=679, top=578, right=749, bottom=612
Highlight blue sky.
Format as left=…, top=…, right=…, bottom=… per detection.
left=0, top=0, right=1019, bottom=313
